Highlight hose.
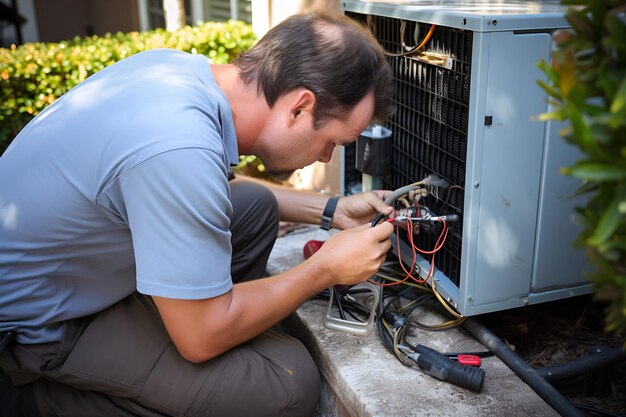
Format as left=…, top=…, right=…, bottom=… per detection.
left=463, top=318, right=584, bottom=417
left=384, top=184, right=423, bottom=206
left=536, top=345, right=626, bottom=383
left=371, top=184, right=424, bottom=227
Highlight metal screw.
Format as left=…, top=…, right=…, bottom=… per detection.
left=569, top=291, right=574, bottom=296
left=474, top=181, right=480, bottom=188
left=523, top=299, right=529, bottom=305
left=468, top=296, right=473, bottom=301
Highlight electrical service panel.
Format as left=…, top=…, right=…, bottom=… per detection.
left=341, top=0, right=593, bottom=315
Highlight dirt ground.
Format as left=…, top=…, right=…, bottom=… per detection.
left=481, top=294, right=625, bottom=416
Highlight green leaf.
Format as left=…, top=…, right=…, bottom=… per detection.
left=536, top=79, right=562, bottom=101
left=589, top=185, right=626, bottom=246
left=566, top=162, right=626, bottom=181
left=610, top=77, right=626, bottom=114
left=567, top=105, right=602, bottom=155
left=535, top=110, right=565, bottom=122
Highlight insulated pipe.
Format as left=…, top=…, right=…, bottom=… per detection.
left=536, top=346, right=626, bottom=383
left=463, top=318, right=584, bottom=417
left=383, top=184, right=423, bottom=206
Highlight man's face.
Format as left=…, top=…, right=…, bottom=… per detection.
left=255, top=89, right=376, bottom=176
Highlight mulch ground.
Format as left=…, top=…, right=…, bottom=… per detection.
left=481, top=294, right=625, bottom=416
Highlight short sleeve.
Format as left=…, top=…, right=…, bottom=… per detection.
left=110, top=148, right=234, bottom=299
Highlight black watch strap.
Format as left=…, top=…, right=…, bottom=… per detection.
left=320, top=196, right=340, bottom=230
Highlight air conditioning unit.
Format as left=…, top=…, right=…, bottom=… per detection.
left=341, top=1, right=593, bottom=316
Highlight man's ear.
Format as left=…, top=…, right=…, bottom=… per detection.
left=288, top=89, right=316, bottom=126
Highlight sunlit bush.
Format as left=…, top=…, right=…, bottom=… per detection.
left=0, top=20, right=256, bottom=152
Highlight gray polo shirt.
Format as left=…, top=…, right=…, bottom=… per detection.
left=0, top=49, right=239, bottom=344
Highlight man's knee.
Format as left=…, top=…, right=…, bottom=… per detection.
left=280, top=336, right=321, bottom=417
left=255, top=329, right=320, bottom=417
left=191, top=329, right=320, bottom=417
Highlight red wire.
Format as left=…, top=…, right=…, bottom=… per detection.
left=414, top=219, right=448, bottom=255
left=420, top=219, right=448, bottom=282
left=369, top=216, right=449, bottom=287
left=369, top=221, right=418, bottom=287
left=405, top=217, right=428, bottom=284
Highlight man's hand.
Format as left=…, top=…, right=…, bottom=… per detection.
left=308, top=221, right=394, bottom=286
left=331, top=191, right=394, bottom=229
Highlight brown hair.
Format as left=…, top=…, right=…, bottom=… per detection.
left=233, top=12, right=394, bottom=127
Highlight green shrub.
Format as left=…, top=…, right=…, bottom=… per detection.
left=0, top=21, right=256, bottom=152
left=537, top=0, right=625, bottom=344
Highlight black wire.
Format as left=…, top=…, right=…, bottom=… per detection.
left=344, top=308, right=365, bottom=323
left=333, top=287, right=346, bottom=320
left=382, top=287, right=412, bottom=317
left=376, top=287, right=395, bottom=352
left=371, top=212, right=386, bottom=227
left=336, top=297, right=370, bottom=323
left=444, top=351, right=494, bottom=358
left=376, top=317, right=394, bottom=351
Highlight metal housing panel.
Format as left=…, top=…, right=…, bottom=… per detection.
left=532, top=118, right=590, bottom=291
left=473, top=31, right=552, bottom=305
left=341, top=2, right=591, bottom=316
left=341, top=1, right=569, bottom=32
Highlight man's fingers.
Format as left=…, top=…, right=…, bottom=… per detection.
left=371, top=221, right=394, bottom=240
left=351, top=223, right=373, bottom=232
left=365, top=192, right=394, bottom=216
left=376, top=253, right=388, bottom=267
left=381, top=237, right=392, bottom=253
left=372, top=189, right=392, bottom=200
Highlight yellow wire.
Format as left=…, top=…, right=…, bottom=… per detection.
left=431, top=279, right=464, bottom=319
left=411, top=316, right=466, bottom=331
left=392, top=326, right=415, bottom=367
left=375, top=272, right=432, bottom=291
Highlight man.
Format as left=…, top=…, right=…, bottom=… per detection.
left=0, top=12, right=395, bottom=417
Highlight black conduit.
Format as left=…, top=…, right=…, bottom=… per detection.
left=463, top=318, right=584, bottom=417
left=536, top=346, right=626, bottom=383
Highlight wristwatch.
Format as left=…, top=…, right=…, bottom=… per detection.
left=320, top=196, right=340, bottom=230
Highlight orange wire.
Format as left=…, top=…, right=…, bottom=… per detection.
left=417, top=24, right=436, bottom=50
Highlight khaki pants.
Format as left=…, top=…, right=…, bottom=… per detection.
left=1, top=180, right=320, bottom=417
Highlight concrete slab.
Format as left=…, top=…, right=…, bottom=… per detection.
left=267, top=226, right=559, bottom=417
